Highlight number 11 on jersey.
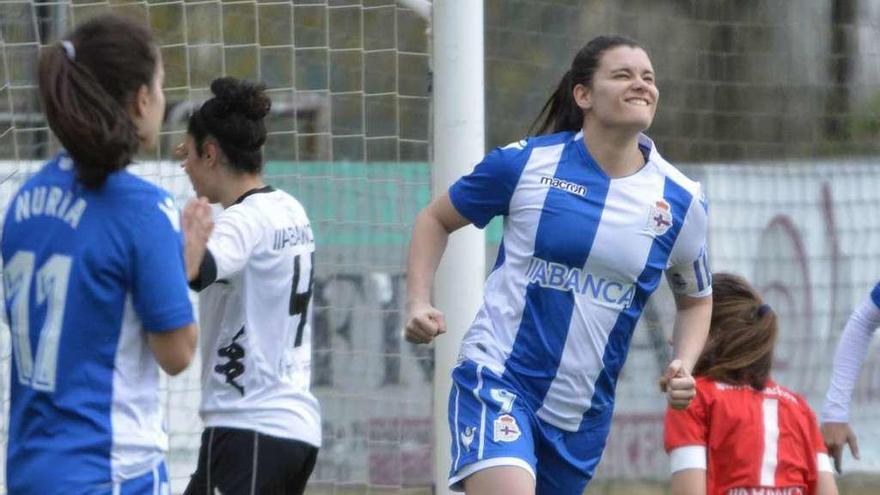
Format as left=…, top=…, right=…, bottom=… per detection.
left=3, top=250, right=73, bottom=393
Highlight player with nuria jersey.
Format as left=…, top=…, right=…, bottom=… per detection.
left=179, top=77, right=320, bottom=495
left=405, top=35, right=712, bottom=495
left=665, top=273, right=838, bottom=495
left=819, top=282, right=880, bottom=473
left=2, top=14, right=213, bottom=495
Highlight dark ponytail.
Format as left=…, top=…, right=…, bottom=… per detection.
left=38, top=14, right=159, bottom=189
left=188, top=77, right=271, bottom=175
left=531, top=35, right=642, bottom=135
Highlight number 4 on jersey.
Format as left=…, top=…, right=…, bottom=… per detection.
left=4, top=251, right=73, bottom=392
left=289, top=253, right=313, bottom=348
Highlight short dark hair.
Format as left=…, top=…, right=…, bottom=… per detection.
left=531, top=35, right=642, bottom=135
left=38, top=14, right=159, bottom=188
left=693, top=272, right=778, bottom=390
left=187, top=77, right=271, bottom=175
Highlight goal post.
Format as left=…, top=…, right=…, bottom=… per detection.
left=431, top=1, right=485, bottom=494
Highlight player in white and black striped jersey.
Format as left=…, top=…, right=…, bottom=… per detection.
left=179, top=77, right=320, bottom=495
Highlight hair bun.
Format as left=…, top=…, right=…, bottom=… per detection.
left=209, top=77, right=271, bottom=120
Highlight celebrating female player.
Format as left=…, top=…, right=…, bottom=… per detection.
left=2, top=14, right=212, bottom=494
left=665, top=273, right=837, bottom=495
left=180, top=77, right=321, bottom=495
left=405, top=35, right=712, bottom=494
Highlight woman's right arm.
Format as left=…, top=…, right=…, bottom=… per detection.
left=138, top=197, right=213, bottom=375
left=404, top=192, right=470, bottom=344
left=405, top=140, right=527, bottom=344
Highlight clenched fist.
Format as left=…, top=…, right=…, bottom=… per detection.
left=404, top=301, right=446, bottom=344
left=659, top=359, right=696, bottom=410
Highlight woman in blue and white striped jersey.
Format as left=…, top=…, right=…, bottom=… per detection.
left=405, top=35, right=712, bottom=495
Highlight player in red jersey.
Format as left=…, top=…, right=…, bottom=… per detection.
left=664, top=273, right=837, bottom=495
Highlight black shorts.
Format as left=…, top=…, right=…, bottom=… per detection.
left=183, top=426, right=319, bottom=495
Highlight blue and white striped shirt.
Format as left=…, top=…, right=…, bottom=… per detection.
left=2, top=153, right=194, bottom=493
left=449, top=131, right=711, bottom=432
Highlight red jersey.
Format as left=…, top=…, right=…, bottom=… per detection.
left=664, top=377, right=832, bottom=495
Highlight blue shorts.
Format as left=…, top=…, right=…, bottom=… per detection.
left=447, top=360, right=611, bottom=494
left=6, top=459, right=169, bottom=495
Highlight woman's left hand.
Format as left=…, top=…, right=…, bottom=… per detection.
left=659, top=358, right=696, bottom=410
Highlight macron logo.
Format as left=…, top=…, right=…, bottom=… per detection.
left=540, top=176, right=586, bottom=197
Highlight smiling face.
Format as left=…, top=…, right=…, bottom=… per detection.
left=575, top=45, right=659, bottom=133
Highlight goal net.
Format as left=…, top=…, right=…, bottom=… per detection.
left=0, top=0, right=433, bottom=493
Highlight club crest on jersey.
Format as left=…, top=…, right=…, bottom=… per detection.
left=493, top=414, right=521, bottom=443
left=460, top=426, right=475, bottom=452
left=647, top=199, right=672, bottom=236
